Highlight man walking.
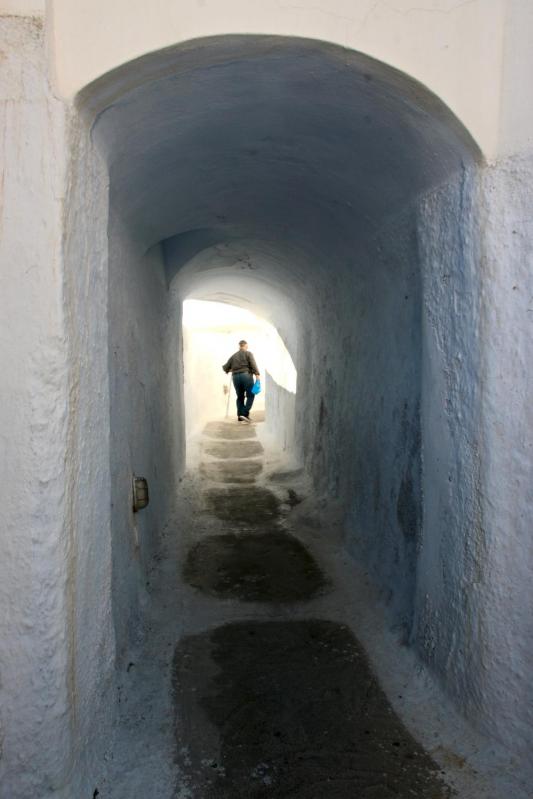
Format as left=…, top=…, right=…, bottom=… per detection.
left=222, top=340, right=260, bottom=423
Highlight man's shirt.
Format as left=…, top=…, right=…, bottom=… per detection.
left=222, top=350, right=259, bottom=375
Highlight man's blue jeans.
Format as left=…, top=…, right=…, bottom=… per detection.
left=232, top=372, right=255, bottom=418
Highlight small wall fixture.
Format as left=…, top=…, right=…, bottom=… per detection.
left=132, top=475, right=149, bottom=512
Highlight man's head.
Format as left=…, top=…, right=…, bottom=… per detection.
left=239, top=340, right=248, bottom=350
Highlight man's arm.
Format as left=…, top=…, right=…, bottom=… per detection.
left=222, top=356, right=232, bottom=373
left=247, top=351, right=260, bottom=376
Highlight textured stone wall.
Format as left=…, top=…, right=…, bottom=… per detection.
left=335, top=210, right=423, bottom=636
left=265, top=371, right=297, bottom=454
left=0, top=16, right=115, bottom=798
left=107, top=215, right=182, bottom=662
left=61, top=112, right=116, bottom=796
left=0, top=16, right=73, bottom=797
left=415, top=167, right=485, bottom=712
left=2, top=21, right=532, bottom=798
left=476, top=153, right=533, bottom=766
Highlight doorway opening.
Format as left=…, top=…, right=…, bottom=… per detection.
left=182, top=299, right=297, bottom=448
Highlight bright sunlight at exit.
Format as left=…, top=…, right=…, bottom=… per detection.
left=182, top=300, right=297, bottom=438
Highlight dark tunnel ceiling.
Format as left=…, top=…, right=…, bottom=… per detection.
left=81, top=35, right=480, bottom=252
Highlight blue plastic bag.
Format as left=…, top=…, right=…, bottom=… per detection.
left=251, top=379, right=262, bottom=395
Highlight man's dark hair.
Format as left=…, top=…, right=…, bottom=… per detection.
left=239, top=340, right=247, bottom=346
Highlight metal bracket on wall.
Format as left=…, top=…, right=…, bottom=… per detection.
left=132, top=475, right=149, bottom=512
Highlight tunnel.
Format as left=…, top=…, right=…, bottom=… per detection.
left=73, top=34, right=490, bottom=796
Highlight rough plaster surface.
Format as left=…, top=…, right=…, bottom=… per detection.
left=336, top=208, right=422, bottom=636
left=77, top=32, right=531, bottom=781
left=0, top=17, right=74, bottom=797
left=0, top=16, right=178, bottom=797
left=411, top=158, right=533, bottom=775
left=0, top=16, right=120, bottom=797
left=2, top=18, right=532, bottom=799
left=415, top=168, right=486, bottom=714
left=475, top=152, right=533, bottom=763
left=264, top=370, right=296, bottom=453
left=61, top=111, right=116, bottom=795
left=107, top=219, right=179, bottom=661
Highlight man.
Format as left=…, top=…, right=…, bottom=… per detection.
left=222, top=340, right=260, bottom=423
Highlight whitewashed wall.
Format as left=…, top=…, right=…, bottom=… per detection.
left=106, top=220, right=179, bottom=661
left=0, top=15, right=114, bottom=797
left=1, top=3, right=532, bottom=797
left=0, top=16, right=69, bottom=797
left=476, top=153, right=533, bottom=761
left=60, top=113, right=116, bottom=797
left=264, top=371, right=297, bottom=454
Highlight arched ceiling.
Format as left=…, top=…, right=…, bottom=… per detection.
left=81, top=35, right=481, bottom=255
left=166, top=238, right=305, bottom=358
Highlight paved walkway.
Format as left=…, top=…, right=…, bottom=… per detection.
left=100, top=414, right=504, bottom=799
left=172, top=416, right=450, bottom=798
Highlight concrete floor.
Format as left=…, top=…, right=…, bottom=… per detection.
left=176, top=419, right=451, bottom=798
left=97, top=415, right=523, bottom=799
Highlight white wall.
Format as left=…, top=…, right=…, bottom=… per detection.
left=0, top=15, right=114, bottom=797
left=416, top=167, right=486, bottom=717
left=106, top=215, right=183, bottom=661
left=334, top=207, right=423, bottom=633
left=0, top=13, right=185, bottom=797
left=61, top=111, right=116, bottom=796
left=2, top=5, right=533, bottom=796
left=476, top=152, right=533, bottom=762
left=410, top=150, right=533, bottom=775
left=264, top=371, right=297, bottom=455
left=0, top=16, right=69, bottom=797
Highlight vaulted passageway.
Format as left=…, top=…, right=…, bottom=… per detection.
left=70, top=33, right=520, bottom=797
left=79, top=33, right=482, bottom=661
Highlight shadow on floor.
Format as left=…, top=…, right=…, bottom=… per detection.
left=183, top=531, right=329, bottom=602
left=173, top=418, right=452, bottom=798
left=200, top=459, right=263, bottom=484
left=204, top=485, right=281, bottom=525
left=173, top=619, right=451, bottom=798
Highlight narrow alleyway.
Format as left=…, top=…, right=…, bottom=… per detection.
left=96, top=413, right=492, bottom=799
left=69, top=36, right=525, bottom=799
left=3, top=16, right=533, bottom=798
left=174, top=416, right=450, bottom=798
